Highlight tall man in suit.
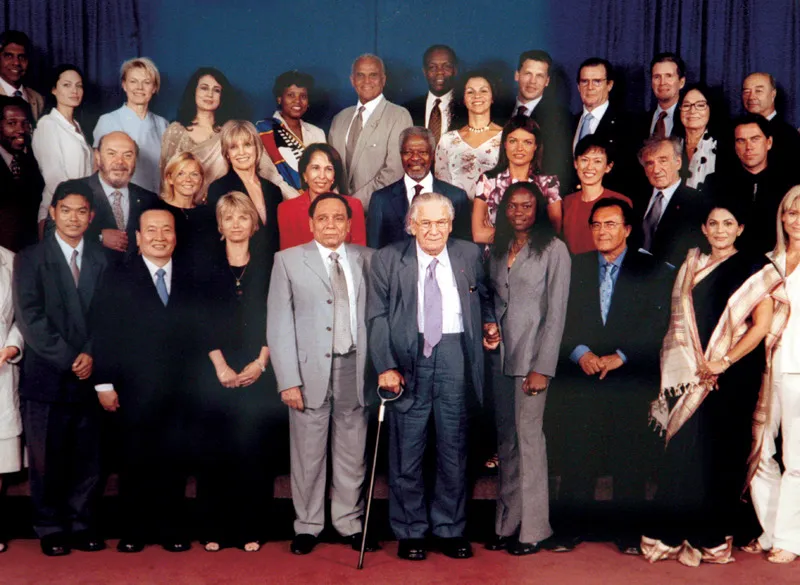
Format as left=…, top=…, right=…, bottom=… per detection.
left=368, top=192, right=497, bottom=561
left=13, top=180, right=107, bottom=556
left=552, top=198, right=670, bottom=554
left=0, top=95, right=42, bottom=251
left=571, top=58, right=634, bottom=195
left=328, top=54, right=413, bottom=210
left=511, top=50, right=572, bottom=188
left=93, top=209, right=198, bottom=553
left=69, top=131, right=159, bottom=265
left=0, top=31, right=44, bottom=120
left=268, top=193, right=375, bottom=555
left=643, top=53, right=686, bottom=140
left=403, top=45, right=458, bottom=143
left=636, top=136, right=704, bottom=267
left=367, top=126, right=470, bottom=247
left=741, top=72, right=800, bottom=171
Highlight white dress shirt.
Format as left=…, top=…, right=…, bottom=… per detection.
left=425, top=90, right=454, bottom=134
left=142, top=256, right=173, bottom=294
left=514, top=95, right=543, bottom=117
left=0, top=77, right=26, bottom=100
left=643, top=179, right=682, bottom=228
left=403, top=172, right=434, bottom=206
left=649, top=102, right=678, bottom=137
left=32, top=108, right=93, bottom=222
left=416, top=243, right=463, bottom=334
left=315, top=240, right=357, bottom=342
left=54, top=231, right=84, bottom=270
left=345, top=94, right=384, bottom=144
left=98, top=174, right=131, bottom=228
left=573, top=100, right=611, bottom=152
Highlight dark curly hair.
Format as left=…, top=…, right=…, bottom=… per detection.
left=492, top=182, right=558, bottom=259
left=175, top=67, right=236, bottom=128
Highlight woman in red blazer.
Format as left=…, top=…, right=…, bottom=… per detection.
left=277, top=143, right=366, bottom=249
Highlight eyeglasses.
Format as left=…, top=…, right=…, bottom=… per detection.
left=680, top=101, right=708, bottom=112
left=579, top=79, right=607, bottom=88
left=589, top=221, right=623, bottom=231
left=417, top=219, right=451, bottom=231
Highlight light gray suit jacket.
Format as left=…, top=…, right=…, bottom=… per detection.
left=488, top=238, right=571, bottom=378
left=267, top=241, right=373, bottom=409
left=328, top=97, right=412, bottom=210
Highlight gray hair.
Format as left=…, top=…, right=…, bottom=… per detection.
left=399, top=126, right=435, bottom=155
left=637, top=135, right=682, bottom=166
left=405, top=192, right=455, bottom=235
left=351, top=53, right=385, bottom=77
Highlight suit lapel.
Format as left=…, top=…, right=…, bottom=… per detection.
left=352, top=99, right=388, bottom=168
left=398, top=239, right=418, bottom=320
left=448, top=241, right=473, bottom=337
left=347, top=244, right=364, bottom=299
left=88, top=174, right=114, bottom=226
left=390, top=181, right=409, bottom=226
left=302, top=242, right=332, bottom=291
left=45, top=238, right=88, bottom=336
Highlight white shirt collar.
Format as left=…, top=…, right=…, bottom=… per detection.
left=0, top=76, right=25, bottom=98
left=651, top=178, right=682, bottom=205
left=357, top=94, right=384, bottom=116
left=404, top=172, right=434, bottom=202
left=515, top=95, right=544, bottom=115
left=416, top=241, right=451, bottom=271
left=582, top=100, right=610, bottom=121
left=142, top=256, right=173, bottom=289
left=314, top=239, right=347, bottom=264
left=656, top=102, right=678, bottom=118
left=426, top=90, right=453, bottom=109
left=97, top=174, right=130, bottom=199
left=54, top=231, right=85, bottom=265
left=766, top=110, right=777, bottom=121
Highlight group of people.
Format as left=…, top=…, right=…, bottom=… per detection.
left=1, top=27, right=800, bottom=570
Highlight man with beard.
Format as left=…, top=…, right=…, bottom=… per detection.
left=63, top=131, right=158, bottom=265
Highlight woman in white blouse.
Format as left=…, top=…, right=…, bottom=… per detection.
left=434, top=71, right=503, bottom=200
left=31, top=65, right=93, bottom=237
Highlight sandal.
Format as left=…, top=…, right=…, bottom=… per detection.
left=740, top=539, right=765, bottom=554
left=239, top=540, right=263, bottom=552
left=202, top=541, right=222, bottom=552
left=767, top=548, right=798, bottom=564
left=484, top=453, right=499, bottom=470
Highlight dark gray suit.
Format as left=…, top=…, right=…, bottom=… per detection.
left=367, top=238, right=494, bottom=539
left=13, top=235, right=107, bottom=538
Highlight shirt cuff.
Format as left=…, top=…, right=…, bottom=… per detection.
left=570, top=345, right=591, bottom=364
left=95, top=384, right=115, bottom=393
left=616, top=349, right=628, bottom=364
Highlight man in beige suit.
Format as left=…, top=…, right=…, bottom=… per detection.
left=0, top=31, right=44, bottom=121
left=328, top=54, right=412, bottom=210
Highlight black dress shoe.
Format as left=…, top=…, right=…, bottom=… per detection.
left=540, top=535, right=578, bottom=553
left=162, top=541, right=191, bottom=553
left=71, top=530, right=106, bottom=552
left=508, top=539, right=541, bottom=556
left=290, top=533, right=318, bottom=555
left=438, top=537, right=473, bottom=559
left=485, top=534, right=515, bottom=551
left=117, top=539, right=145, bottom=553
left=398, top=538, right=427, bottom=561
left=41, top=533, right=71, bottom=557
left=344, top=532, right=381, bottom=552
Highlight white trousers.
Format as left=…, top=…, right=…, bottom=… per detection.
left=750, top=363, right=800, bottom=555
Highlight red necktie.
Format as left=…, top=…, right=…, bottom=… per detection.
left=653, top=111, right=667, bottom=138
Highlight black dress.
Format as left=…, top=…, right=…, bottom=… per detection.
left=158, top=200, right=223, bottom=286
left=649, top=251, right=766, bottom=548
left=195, top=247, right=284, bottom=546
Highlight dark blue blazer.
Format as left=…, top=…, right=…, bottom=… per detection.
left=366, top=176, right=471, bottom=249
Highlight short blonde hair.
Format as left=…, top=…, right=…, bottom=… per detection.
left=216, top=191, right=260, bottom=237
left=120, top=57, right=161, bottom=93
left=161, top=152, right=205, bottom=206
left=220, top=120, right=264, bottom=165
left=774, top=185, right=800, bottom=255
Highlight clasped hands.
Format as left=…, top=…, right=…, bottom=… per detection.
left=578, top=351, right=624, bottom=380
left=696, top=359, right=727, bottom=389
left=216, top=360, right=265, bottom=389
left=482, top=322, right=501, bottom=351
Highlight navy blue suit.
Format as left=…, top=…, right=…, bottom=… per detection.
left=366, top=176, right=471, bottom=249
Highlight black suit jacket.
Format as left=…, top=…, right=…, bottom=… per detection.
left=93, top=257, right=202, bottom=420
left=403, top=93, right=463, bottom=135
left=366, top=176, right=471, bottom=248
left=561, top=249, right=671, bottom=388
left=570, top=101, right=637, bottom=196
left=520, top=93, right=574, bottom=192
left=634, top=182, right=705, bottom=268
left=638, top=107, right=685, bottom=142
left=13, top=236, right=107, bottom=403
left=767, top=116, right=800, bottom=174
left=79, top=173, right=160, bottom=265
left=0, top=149, right=43, bottom=251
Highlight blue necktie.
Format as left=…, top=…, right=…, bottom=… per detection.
left=600, top=263, right=617, bottom=325
left=578, top=112, right=594, bottom=141
left=155, top=268, right=169, bottom=306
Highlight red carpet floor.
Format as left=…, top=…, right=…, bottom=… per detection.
left=1, top=540, right=798, bottom=585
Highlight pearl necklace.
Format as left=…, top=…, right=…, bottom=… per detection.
left=467, top=124, right=491, bottom=133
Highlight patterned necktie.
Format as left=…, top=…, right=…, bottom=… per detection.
left=516, top=105, right=527, bottom=118
left=429, top=98, right=442, bottom=142
left=155, top=268, right=169, bottom=306
left=578, top=112, right=594, bottom=142
left=423, top=258, right=443, bottom=358
left=345, top=105, right=365, bottom=173
left=642, top=191, right=664, bottom=252
left=653, top=110, right=667, bottom=138
left=111, top=190, right=125, bottom=230
left=10, top=154, right=22, bottom=180
left=330, top=252, right=354, bottom=354
left=412, top=184, right=424, bottom=202
left=600, top=263, right=617, bottom=325
left=69, top=249, right=80, bottom=287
